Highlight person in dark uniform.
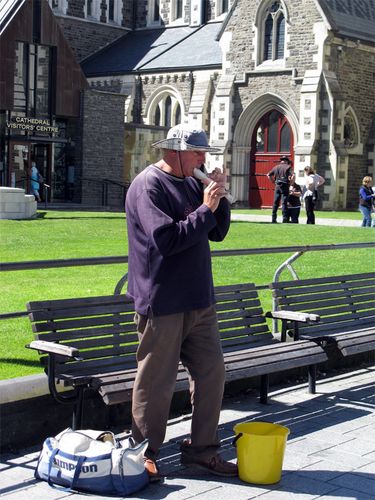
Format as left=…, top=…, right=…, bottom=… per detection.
left=267, top=156, right=293, bottom=223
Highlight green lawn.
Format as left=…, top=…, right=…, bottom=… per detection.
left=1, top=209, right=374, bottom=380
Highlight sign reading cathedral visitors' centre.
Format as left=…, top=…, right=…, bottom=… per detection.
left=6, top=116, right=59, bottom=134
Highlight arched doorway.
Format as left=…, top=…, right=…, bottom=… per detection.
left=249, top=110, right=294, bottom=207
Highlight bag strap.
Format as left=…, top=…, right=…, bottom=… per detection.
left=47, top=449, right=59, bottom=487
left=71, top=455, right=86, bottom=490
left=47, top=448, right=86, bottom=492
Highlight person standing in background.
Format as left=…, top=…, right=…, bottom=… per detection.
left=358, top=176, right=374, bottom=227
left=286, top=173, right=302, bottom=223
left=29, top=156, right=42, bottom=202
left=303, top=166, right=325, bottom=224
left=267, top=156, right=293, bottom=223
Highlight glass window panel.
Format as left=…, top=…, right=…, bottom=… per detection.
left=86, top=0, right=93, bottom=16
left=268, top=111, right=279, bottom=152
left=175, top=103, right=181, bottom=125
left=108, top=0, right=114, bottom=21
left=176, top=0, right=183, bottom=18
left=154, top=0, right=160, bottom=22
left=164, top=96, right=172, bottom=128
left=276, top=15, right=285, bottom=59
left=154, top=105, right=160, bottom=126
left=222, top=0, right=229, bottom=13
left=280, top=122, right=290, bottom=151
left=264, top=15, right=273, bottom=61
left=36, top=46, right=50, bottom=116
left=256, top=125, right=265, bottom=151
left=28, top=44, right=36, bottom=115
left=14, top=42, right=27, bottom=112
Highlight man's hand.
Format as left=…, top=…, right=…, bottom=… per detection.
left=203, top=168, right=227, bottom=212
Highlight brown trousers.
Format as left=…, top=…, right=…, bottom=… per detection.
left=131, top=305, right=225, bottom=459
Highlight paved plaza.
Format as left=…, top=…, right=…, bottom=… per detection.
left=1, top=365, right=374, bottom=499
left=230, top=213, right=362, bottom=227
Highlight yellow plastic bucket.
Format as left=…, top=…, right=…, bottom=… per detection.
left=233, top=421, right=290, bottom=484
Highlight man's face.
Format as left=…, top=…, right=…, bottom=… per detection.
left=179, top=150, right=206, bottom=177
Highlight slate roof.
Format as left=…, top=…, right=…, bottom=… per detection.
left=82, top=22, right=223, bottom=77
left=317, top=0, right=375, bottom=44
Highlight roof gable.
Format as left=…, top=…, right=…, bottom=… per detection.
left=317, top=0, right=375, bottom=43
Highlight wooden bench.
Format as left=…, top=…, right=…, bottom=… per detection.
left=26, top=283, right=328, bottom=429
left=270, top=272, right=375, bottom=357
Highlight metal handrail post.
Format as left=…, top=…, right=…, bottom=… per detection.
left=272, top=251, right=304, bottom=333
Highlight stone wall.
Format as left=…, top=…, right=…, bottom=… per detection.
left=81, top=89, right=126, bottom=207
left=140, top=72, right=194, bottom=122
left=56, top=16, right=128, bottom=62
left=334, top=43, right=375, bottom=181
left=133, top=0, right=218, bottom=28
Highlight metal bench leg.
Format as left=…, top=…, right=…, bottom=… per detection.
left=308, top=365, right=316, bottom=394
left=72, top=387, right=85, bottom=430
left=260, top=374, right=269, bottom=404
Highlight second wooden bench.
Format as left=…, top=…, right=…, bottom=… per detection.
left=270, top=272, right=375, bottom=357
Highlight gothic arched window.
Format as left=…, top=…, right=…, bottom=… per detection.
left=150, top=92, right=183, bottom=127
left=263, top=2, right=285, bottom=62
left=148, top=0, right=161, bottom=25
left=343, top=109, right=359, bottom=148
left=255, top=1, right=287, bottom=66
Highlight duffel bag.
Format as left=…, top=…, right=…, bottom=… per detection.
left=35, top=428, right=149, bottom=495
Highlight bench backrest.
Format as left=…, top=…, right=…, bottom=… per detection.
left=27, top=283, right=272, bottom=378
left=271, top=272, right=375, bottom=337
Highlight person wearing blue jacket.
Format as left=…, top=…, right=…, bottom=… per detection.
left=125, top=125, right=237, bottom=481
left=359, top=176, right=374, bottom=227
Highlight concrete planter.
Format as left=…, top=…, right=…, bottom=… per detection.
left=0, top=187, right=37, bottom=220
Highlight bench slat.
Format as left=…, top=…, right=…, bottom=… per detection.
left=29, top=303, right=133, bottom=322
left=272, top=272, right=375, bottom=289
left=277, top=292, right=375, bottom=310
left=273, top=280, right=375, bottom=297
left=31, top=313, right=136, bottom=333
left=276, top=288, right=375, bottom=306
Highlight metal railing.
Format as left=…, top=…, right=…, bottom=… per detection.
left=80, top=177, right=130, bottom=208
left=1, top=242, right=374, bottom=321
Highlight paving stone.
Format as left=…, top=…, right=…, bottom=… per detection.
left=286, top=437, right=336, bottom=455
left=310, top=448, right=373, bottom=468
left=282, top=451, right=322, bottom=471
left=0, top=482, right=73, bottom=499
left=295, top=458, right=353, bottom=482
left=265, top=472, right=338, bottom=496
left=317, top=487, right=375, bottom=500
left=312, top=414, right=372, bottom=434
left=344, top=426, right=375, bottom=441
left=327, top=471, right=375, bottom=495
left=330, top=437, right=375, bottom=456
left=303, top=429, right=356, bottom=446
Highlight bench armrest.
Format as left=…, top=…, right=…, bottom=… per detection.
left=27, top=340, right=81, bottom=360
left=267, top=310, right=320, bottom=323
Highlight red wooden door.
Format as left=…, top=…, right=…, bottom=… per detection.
left=249, top=111, right=293, bottom=208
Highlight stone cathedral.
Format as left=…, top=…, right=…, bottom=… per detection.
left=2, top=0, right=374, bottom=209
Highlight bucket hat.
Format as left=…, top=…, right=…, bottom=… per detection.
left=152, top=124, right=220, bottom=153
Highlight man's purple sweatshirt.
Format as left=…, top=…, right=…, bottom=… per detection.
left=125, top=165, right=231, bottom=316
